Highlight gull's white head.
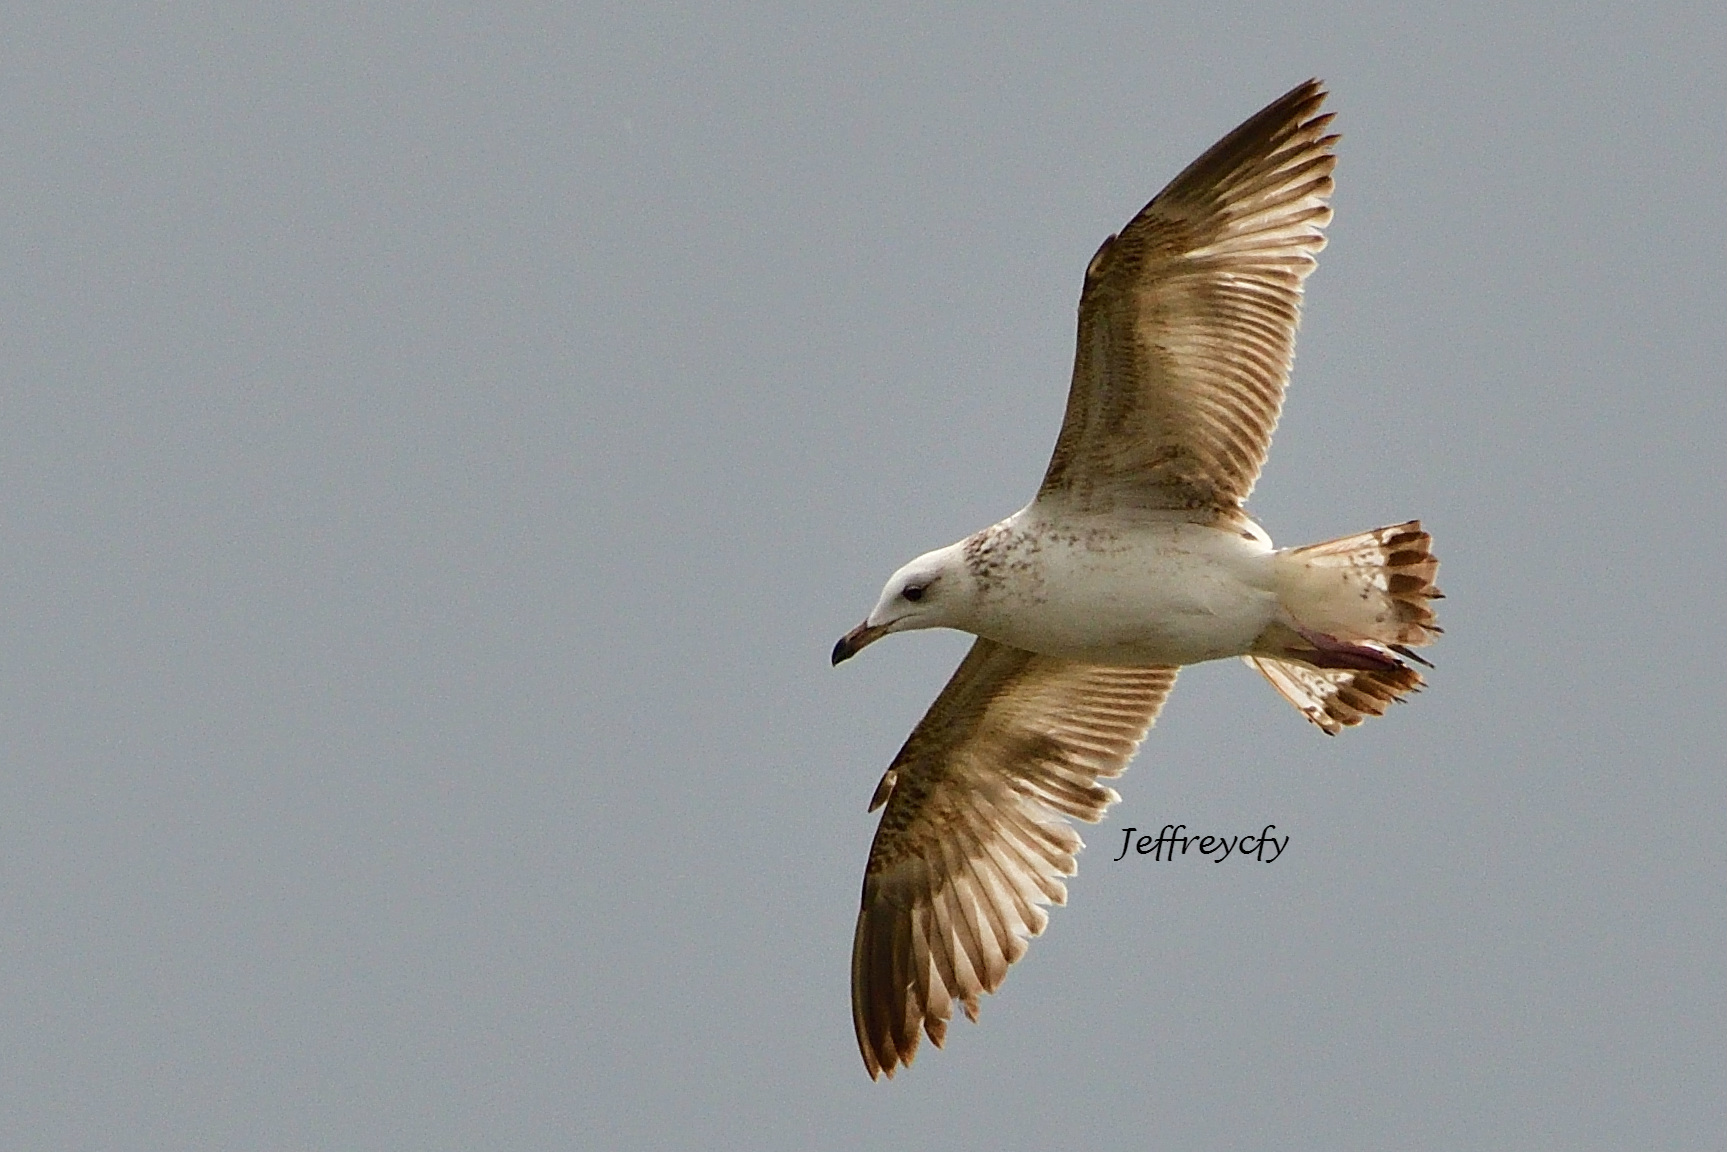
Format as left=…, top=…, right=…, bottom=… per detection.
left=832, top=542, right=973, bottom=665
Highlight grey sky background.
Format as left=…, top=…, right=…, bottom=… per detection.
left=1, top=4, right=1722, bottom=1150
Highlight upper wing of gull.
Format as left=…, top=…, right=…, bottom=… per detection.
left=1037, top=79, right=1338, bottom=513
left=852, top=638, right=1176, bottom=1078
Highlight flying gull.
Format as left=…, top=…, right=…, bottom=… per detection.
left=831, top=80, right=1442, bottom=1080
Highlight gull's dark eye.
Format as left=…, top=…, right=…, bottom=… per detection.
left=901, top=584, right=924, bottom=602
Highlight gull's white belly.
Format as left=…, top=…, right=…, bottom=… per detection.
left=969, top=518, right=1280, bottom=666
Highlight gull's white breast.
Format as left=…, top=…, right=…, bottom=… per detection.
left=965, top=510, right=1281, bottom=666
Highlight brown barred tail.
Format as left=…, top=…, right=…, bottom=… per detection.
left=1274, top=520, right=1442, bottom=648
left=1246, top=655, right=1424, bottom=735
left=1253, top=520, right=1442, bottom=732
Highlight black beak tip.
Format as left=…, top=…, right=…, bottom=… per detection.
left=831, top=636, right=853, bottom=666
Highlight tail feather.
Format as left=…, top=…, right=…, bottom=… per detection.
left=1275, top=520, right=1442, bottom=647
left=1247, top=655, right=1422, bottom=735
left=1252, top=520, right=1441, bottom=733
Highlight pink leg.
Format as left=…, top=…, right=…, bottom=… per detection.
left=1290, top=625, right=1403, bottom=672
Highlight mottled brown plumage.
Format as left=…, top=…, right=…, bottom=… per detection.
left=1040, top=78, right=1336, bottom=512
left=852, top=640, right=1176, bottom=1078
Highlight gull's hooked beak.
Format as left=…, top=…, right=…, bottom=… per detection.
left=831, top=620, right=888, bottom=666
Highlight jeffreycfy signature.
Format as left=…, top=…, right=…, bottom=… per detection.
left=1112, top=824, right=1289, bottom=864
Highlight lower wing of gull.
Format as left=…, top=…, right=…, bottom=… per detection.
left=852, top=638, right=1176, bottom=1079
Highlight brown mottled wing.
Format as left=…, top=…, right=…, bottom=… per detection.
left=852, top=638, right=1177, bottom=1079
left=1037, top=79, right=1338, bottom=512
